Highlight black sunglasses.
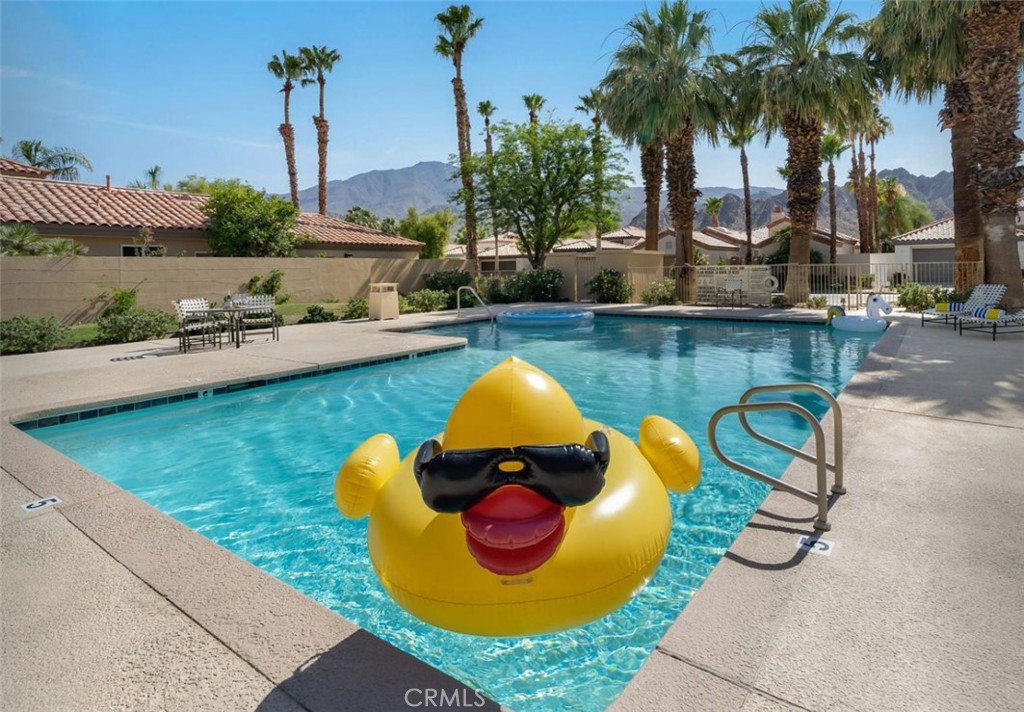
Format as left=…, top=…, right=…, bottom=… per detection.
left=413, top=431, right=611, bottom=513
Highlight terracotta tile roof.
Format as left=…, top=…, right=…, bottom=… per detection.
left=0, top=158, right=52, bottom=179
left=295, top=213, right=422, bottom=247
left=1, top=175, right=208, bottom=231
left=0, top=175, right=419, bottom=247
left=891, top=218, right=955, bottom=244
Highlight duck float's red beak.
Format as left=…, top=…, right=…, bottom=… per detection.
left=460, top=485, right=565, bottom=576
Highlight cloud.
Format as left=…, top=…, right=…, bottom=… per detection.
left=64, top=110, right=278, bottom=150
left=0, top=65, right=123, bottom=96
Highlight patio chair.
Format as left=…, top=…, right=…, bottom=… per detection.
left=920, top=283, right=1006, bottom=327
left=957, top=307, right=1024, bottom=341
left=173, top=298, right=222, bottom=352
left=715, top=278, right=745, bottom=308
left=239, top=294, right=279, bottom=344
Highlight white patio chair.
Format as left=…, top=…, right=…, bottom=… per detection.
left=238, top=294, right=279, bottom=344
left=173, top=298, right=222, bottom=352
left=921, top=283, right=1006, bottom=327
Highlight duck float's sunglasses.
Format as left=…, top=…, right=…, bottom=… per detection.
left=413, top=431, right=611, bottom=513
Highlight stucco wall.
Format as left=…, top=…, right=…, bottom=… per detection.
left=0, top=256, right=467, bottom=323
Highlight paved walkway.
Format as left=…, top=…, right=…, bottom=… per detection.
left=2, top=306, right=1022, bottom=711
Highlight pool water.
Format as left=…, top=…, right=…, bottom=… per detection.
left=29, top=317, right=880, bottom=711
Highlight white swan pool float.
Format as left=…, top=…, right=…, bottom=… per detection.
left=826, top=293, right=892, bottom=333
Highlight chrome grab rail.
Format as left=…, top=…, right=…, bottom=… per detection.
left=456, top=286, right=495, bottom=323
left=707, top=383, right=844, bottom=531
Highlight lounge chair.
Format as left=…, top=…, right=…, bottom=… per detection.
left=173, top=298, right=222, bottom=352
left=239, top=294, right=279, bottom=344
left=920, top=283, right=1007, bottom=327
left=958, top=307, right=1024, bottom=340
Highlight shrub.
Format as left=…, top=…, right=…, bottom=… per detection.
left=896, top=281, right=950, bottom=312
left=402, top=289, right=449, bottom=313
left=478, top=276, right=513, bottom=304
left=504, top=268, right=564, bottom=302
left=97, top=283, right=142, bottom=318
left=807, top=296, right=828, bottom=309
left=0, top=315, right=70, bottom=354
left=423, top=270, right=472, bottom=293
left=297, top=305, right=338, bottom=324
left=244, top=269, right=290, bottom=304
left=97, top=308, right=176, bottom=344
left=640, top=278, right=679, bottom=305
left=586, top=268, right=633, bottom=303
left=340, top=296, right=369, bottom=320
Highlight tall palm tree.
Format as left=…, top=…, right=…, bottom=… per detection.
left=739, top=0, right=873, bottom=304
left=576, top=88, right=607, bottom=251
left=477, top=99, right=500, bottom=268
left=267, top=49, right=305, bottom=209
left=877, top=176, right=905, bottom=248
left=865, top=107, right=893, bottom=252
left=868, top=0, right=984, bottom=290
left=128, top=165, right=164, bottom=190
left=820, top=134, right=851, bottom=264
left=300, top=45, right=342, bottom=216
left=603, top=1, right=721, bottom=301
left=703, top=196, right=724, bottom=227
left=963, top=0, right=1024, bottom=307
left=11, top=140, right=92, bottom=181
left=712, top=54, right=763, bottom=264
left=435, top=4, right=484, bottom=274
left=523, top=94, right=546, bottom=125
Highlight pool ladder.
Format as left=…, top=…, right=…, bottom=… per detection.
left=707, top=383, right=845, bottom=531
left=456, top=286, right=496, bottom=326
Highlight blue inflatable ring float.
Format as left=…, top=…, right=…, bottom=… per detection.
left=497, top=309, right=595, bottom=326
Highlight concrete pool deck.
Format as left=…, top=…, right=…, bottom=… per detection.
left=2, top=305, right=1022, bottom=711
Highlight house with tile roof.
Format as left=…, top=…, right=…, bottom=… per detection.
left=0, top=163, right=422, bottom=258
left=891, top=211, right=1024, bottom=270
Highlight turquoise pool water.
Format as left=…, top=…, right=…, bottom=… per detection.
left=28, top=317, right=880, bottom=711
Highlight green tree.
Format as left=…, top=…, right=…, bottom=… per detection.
left=343, top=206, right=382, bottom=229
left=379, top=216, right=399, bottom=235
left=739, top=0, right=873, bottom=304
left=522, top=94, right=546, bottom=125
left=477, top=100, right=501, bottom=266
left=1, top=224, right=87, bottom=256
left=576, top=88, right=611, bottom=251
left=876, top=176, right=905, bottom=245
left=471, top=120, right=627, bottom=268
left=964, top=0, right=1024, bottom=308
left=299, top=45, right=343, bottom=216
left=876, top=190, right=933, bottom=249
left=869, top=0, right=983, bottom=290
left=398, top=207, right=457, bottom=258
left=267, top=49, right=305, bottom=209
left=10, top=140, right=92, bottom=181
left=703, top=196, right=723, bottom=227
left=173, top=175, right=245, bottom=194
left=435, top=4, right=484, bottom=274
left=820, top=134, right=851, bottom=264
left=128, top=165, right=165, bottom=190
left=203, top=183, right=303, bottom=256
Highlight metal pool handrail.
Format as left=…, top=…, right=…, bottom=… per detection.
left=707, top=383, right=845, bottom=531
left=456, top=286, right=495, bottom=325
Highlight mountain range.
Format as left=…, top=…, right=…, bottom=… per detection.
left=297, top=160, right=954, bottom=236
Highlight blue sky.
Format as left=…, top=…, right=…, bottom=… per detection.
left=2, top=0, right=958, bottom=196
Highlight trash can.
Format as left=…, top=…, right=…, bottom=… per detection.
left=368, top=282, right=400, bottom=320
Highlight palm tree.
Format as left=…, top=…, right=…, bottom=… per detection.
left=523, top=94, right=546, bottom=125
left=576, top=88, right=607, bottom=251
left=435, top=4, right=484, bottom=274
left=477, top=99, right=500, bottom=268
left=128, top=165, right=164, bottom=190
left=300, top=45, right=342, bottom=216
left=739, top=0, right=873, bottom=304
left=868, top=0, right=984, bottom=290
left=11, top=140, right=92, bottom=181
left=877, top=176, right=906, bottom=248
left=820, top=134, right=851, bottom=264
left=603, top=1, right=721, bottom=301
left=267, top=49, right=304, bottom=209
left=712, top=55, right=763, bottom=264
left=0, top=224, right=45, bottom=255
left=963, top=0, right=1024, bottom=308
left=703, top=196, right=724, bottom=228
left=865, top=108, right=893, bottom=252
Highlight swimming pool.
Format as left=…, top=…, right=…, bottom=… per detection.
left=27, top=316, right=880, bottom=711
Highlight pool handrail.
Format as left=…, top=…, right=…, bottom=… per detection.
left=456, top=286, right=495, bottom=325
left=707, top=383, right=845, bottom=531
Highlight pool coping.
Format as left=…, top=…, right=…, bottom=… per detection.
left=3, top=304, right=1022, bottom=711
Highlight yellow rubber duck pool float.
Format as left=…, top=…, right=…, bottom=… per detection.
left=335, top=356, right=701, bottom=636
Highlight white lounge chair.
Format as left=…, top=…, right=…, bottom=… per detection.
left=958, top=307, right=1024, bottom=341
left=239, top=294, right=279, bottom=344
left=920, top=283, right=1006, bottom=327
left=173, top=298, right=222, bottom=352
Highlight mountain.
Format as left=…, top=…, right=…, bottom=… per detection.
left=627, top=170, right=954, bottom=237
left=296, top=161, right=953, bottom=237
left=298, top=161, right=458, bottom=218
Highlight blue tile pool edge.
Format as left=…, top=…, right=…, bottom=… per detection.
left=12, top=344, right=465, bottom=431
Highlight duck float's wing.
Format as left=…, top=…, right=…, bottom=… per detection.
left=638, top=415, right=701, bottom=493
left=335, top=434, right=401, bottom=518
